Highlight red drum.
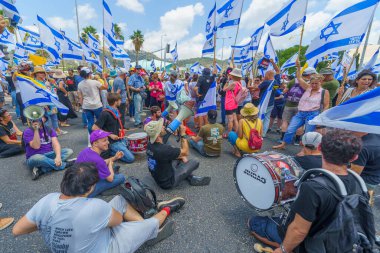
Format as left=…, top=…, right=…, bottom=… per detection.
left=234, top=151, right=301, bottom=211
left=126, top=133, right=148, bottom=154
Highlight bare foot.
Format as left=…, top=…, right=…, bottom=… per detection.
left=232, top=150, right=241, bottom=158
left=272, top=142, right=286, bottom=149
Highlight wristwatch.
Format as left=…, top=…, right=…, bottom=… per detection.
left=280, top=244, right=288, bottom=253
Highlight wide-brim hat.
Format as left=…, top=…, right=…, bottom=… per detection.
left=319, top=68, right=334, bottom=75
left=144, top=118, right=164, bottom=144
left=229, top=68, right=242, bottom=78
left=32, top=66, right=46, bottom=76
left=52, top=70, right=66, bottom=79
left=240, top=103, right=259, bottom=117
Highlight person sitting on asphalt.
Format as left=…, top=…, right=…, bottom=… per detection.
left=75, top=129, right=126, bottom=198
left=293, top=132, right=322, bottom=171
left=92, top=93, right=135, bottom=163
left=248, top=129, right=370, bottom=253
left=23, top=115, right=74, bottom=180
left=143, top=105, right=166, bottom=126
left=13, top=163, right=186, bottom=252
left=0, top=108, right=24, bottom=158
left=228, top=103, right=263, bottom=157
left=189, top=109, right=224, bottom=157
left=145, top=119, right=211, bottom=189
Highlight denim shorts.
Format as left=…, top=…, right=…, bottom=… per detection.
left=248, top=216, right=283, bottom=244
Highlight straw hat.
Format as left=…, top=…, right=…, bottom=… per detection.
left=240, top=103, right=259, bottom=117
left=229, top=68, right=242, bottom=78
left=144, top=118, right=164, bottom=144
left=32, top=66, right=46, bottom=76
left=52, top=70, right=67, bottom=79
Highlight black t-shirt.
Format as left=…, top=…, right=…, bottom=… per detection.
left=94, top=110, right=121, bottom=144
left=294, top=155, right=322, bottom=171
left=196, top=74, right=215, bottom=102
left=218, top=76, right=227, bottom=97
left=65, top=76, right=76, bottom=91
left=352, top=134, right=380, bottom=185
left=0, top=121, right=16, bottom=147
left=146, top=142, right=180, bottom=189
left=280, top=173, right=362, bottom=251
left=5, top=75, right=15, bottom=92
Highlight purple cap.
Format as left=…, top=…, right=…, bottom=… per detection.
left=90, top=130, right=111, bottom=144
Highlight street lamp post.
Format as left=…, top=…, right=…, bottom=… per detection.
left=217, top=36, right=231, bottom=70
left=160, top=34, right=167, bottom=69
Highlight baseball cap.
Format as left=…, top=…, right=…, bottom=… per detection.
left=170, top=70, right=178, bottom=77
left=301, top=132, right=322, bottom=149
left=90, top=130, right=111, bottom=144
left=302, top=67, right=317, bottom=76
left=319, top=68, right=334, bottom=75
left=135, top=65, right=142, bottom=69
left=117, top=68, right=128, bottom=75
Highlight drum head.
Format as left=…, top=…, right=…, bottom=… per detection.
left=128, top=132, right=147, bottom=140
left=234, top=156, right=276, bottom=210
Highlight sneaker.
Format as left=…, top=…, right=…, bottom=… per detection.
left=65, top=160, right=75, bottom=168
left=145, top=220, right=174, bottom=246
left=32, top=167, right=42, bottom=180
left=130, top=118, right=135, bottom=122
left=0, top=203, right=2, bottom=210
left=60, top=130, right=68, bottom=135
left=157, top=197, right=185, bottom=213
left=188, top=176, right=211, bottom=186
left=294, top=140, right=300, bottom=146
left=0, top=217, right=14, bottom=230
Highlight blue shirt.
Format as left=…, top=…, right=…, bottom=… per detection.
left=128, top=73, right=145, bottom=89
left=113, top=76, right=127, bottom=103
left=74, top=75, right=84, bottom=89
left=274, top=88, right=285, bottom=106
left=259, top=74, right=281, bottom=107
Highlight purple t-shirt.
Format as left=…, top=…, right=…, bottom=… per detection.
left=23, top=128, right=57, bottom=159
left=76, top=148, right=110, bottom=179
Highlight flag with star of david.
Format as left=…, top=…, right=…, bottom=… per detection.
left=87, top=33, right=100, bottom=55
left=13, top=43, right=28, bottom=61
left=62, top=34, right=83, bottom=61
left=0, top=0, right=22, bottom=25
left=17, top=25, right=42, bottom=53
left=362, top=47, right=379, bottom=71
left=216, top=0, right=244, bottom=31
left=205, top=2, right=217, bottom=40
left=305, top=0, right=379, bottom=67
left=37, top=15, right=65, bottom=62
left=231, top=40, right=252, bottom=64
left=103, top=0, right=117, bottom=48
left=202, top=37, right=214, bottom=57
left=266, top=0, right=307, bottom=37
left=109, top=40, right=130, bottom=60
left=281, top=52, right=298, bottom=71
left=80, top=38, right=101, bottom=68
left=170, top=42, right=178, bottom=63
left=0, top=27, right=15, bottom=45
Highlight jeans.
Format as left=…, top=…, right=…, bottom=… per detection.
left=262, top=105, right=274, bottom=137
left=283, top=110, right=319, bottom=144
left=189, top=139, right=207, bottom=156
left=84, top=107, right=103, bottom=133
left=82, top=112, right=88, bottom=127
left=109, top=139, right=135, bottom=163
left=49, top=113, right=59, bottom=130
left=133, top=93, right=142, bottom=125
left=248, top=216, right=282, bottom=244
left=89, top=173, right=126, bottom=198
left=26, top=148, right=73, bottom=173
left=16, top=92, right=26, bottom=124
left=220, top=96, right=226, bottom=124
left=172, top=159, right=200, bottom=188
left=129, top=100, right=135, bottom=117
left=11, top=91, right=19, bottom=117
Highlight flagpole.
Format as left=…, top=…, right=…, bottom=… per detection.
left=359, top=13, right=375, bottom=69
left=213, top=5, right=217, bottom=69
left=102, top=2, right=106, bottom=73
left=298, top=0, right=308, bottom=56
left=231, top=0, right=245, bottom=66
left=341, top=47, right=359, bottom=86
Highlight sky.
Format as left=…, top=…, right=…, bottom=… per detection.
left=14, top=0, right=380, bottom=61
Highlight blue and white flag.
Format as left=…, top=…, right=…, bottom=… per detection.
left=196, top=81, right=217, bottom=116
left=205, top=2, right=217, bottom=40
left=309, top=87, right=380, bottom=134
left=110, top=40, right=130, bottom=60
left=330, top=57, right=339, bottom=70
left=322, top=52, right=339, bottom=61
left=190, top=62, right=200, bottom=73
left=281, top=52, right=298, bottom=70
left=124, top=59, right=131, bottom=70
left=216, top=0, right=244, bottom=30
left=305, top=0, right=379, bottom=66
left=371, top=62, right=380, bottom=74
left=202, top=37, right=214, bottom=57
left=231, top=40, right=252, bottom=64
left=150, top=59, right=156, bottom=71
left=103, top=0, right=117, bottom=48
left=17, top=74, right=69, bottom=115
left=170, top=42, right=178, bottom=63
left=62, top=35, right=83, bottom=60
left=0, top=0, right=22, bottom=24
left=264, top=34, right=278, bottom=63
left=87, top=33, right=100, bottom=55
left=250, top=26, right=264, bottom=53
left=347, top=58, right=357, bottom=80
left=362, top=47, right=379, bottom=70
left=334, top=64, right=344, bottom=80
left=18, top=26, right=42, bottom=53
left=258, top=80, right=275, bottom=120
left=80, top=38, right=101, bottom=67
left=105, top=57, right=112, bottom=69
left=13, top=43, right=27, bottom=61
left=266, top=0, right=307, bottom=37
left=0, top=27, right=15, bottom=45
left=0, top=57, right=8, bottom=72
left=210, top=63, right=222, bottom=73
left=37, top=15, right=64, bottom=61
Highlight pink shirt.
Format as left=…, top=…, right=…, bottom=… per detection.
left=298, top=88, right=323, bottom=112
left=149, top=81, right=163, bottom=98
left=225, top=81, right=241, bottom=110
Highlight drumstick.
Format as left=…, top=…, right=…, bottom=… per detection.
left=254, top=243, right=274, bottom=253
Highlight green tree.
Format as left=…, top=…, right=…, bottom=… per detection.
left=81, top=26, right=98, bottom=43
left=113, top=23, right=124, bottom=41
left=130, top=30, right=144, bottom=65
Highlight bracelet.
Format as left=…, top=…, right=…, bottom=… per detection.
left=280, top=244, right=288, bottom=253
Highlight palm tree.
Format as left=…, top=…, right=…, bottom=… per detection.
left=81, top=26, right=98, bottom=43
left=130, top=30, right=144, bottom=65
left=113, top=23, right=124, bottom=41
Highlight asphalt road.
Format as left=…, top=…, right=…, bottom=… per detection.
left=1, top=105, right=379, bottom=253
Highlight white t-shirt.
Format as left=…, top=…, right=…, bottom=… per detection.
left=78, top=79, right=103, bottom=110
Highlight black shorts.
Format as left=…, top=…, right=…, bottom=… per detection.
left=237, top=106, right=243, bottom=115
left=226, top=109, right=237, bottom=115
left=270, top=104, right=285, bottom=119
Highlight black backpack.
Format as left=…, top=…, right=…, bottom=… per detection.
left=119, top=176, right=157, bottom=219
left=295, top=169, right=376, bottom=253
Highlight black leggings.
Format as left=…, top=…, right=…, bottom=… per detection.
left=0, top=144, right=24, bottom=158
left=16, top=92, right=26, bottom=124
left=172, top=159, right=200, bottom=187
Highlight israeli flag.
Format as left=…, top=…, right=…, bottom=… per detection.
left=196, top=81, right=217, bottom=116
left=216, top=0, right=244, bottom=30
left=124, top=59, right=131, bottom=70
left=62, top=35, right=83, bottom=60
left=322, top=52, right=339, bottom=61
left=110, top=40, right=130, bottom=60
left=362, top=47, right=379, bottom=70
left=281, top=52, right=298, bottom=70
left=103, top=0, right=117, bottom=48
left=17, top=74, right=69, bottom=115
left=305, top=0, right=379, bottom=66
left=266, top=0, right=307, bottom=37
left=150, top=59, right=156, bottom=71
left=37, top=15, right=64, bottom=61
left=0, top=27, right=15, bottom=45
left=264, top=34, right=278, bottom=63
left=170, top=42, right=178, bottom=63
left=309, top=87, right=380, bottom=134
left=0, top=0, right=22, bottom=24
left=231, top=41, right=251, bottom=64
left=0, top=57, right=8, bottom=72
left=334, top=64, right=344, bottom=80
left=202, top=37, right=214, bottom=56
left=18, top=26, right=42, bottom=53
left=105, top=57, right=112, bottom=69
left=87, top=33, right=100, bottom=55
left=216, top=63, right=222, bottom=73
left=190, top=62, right=200, bottom=73
left=250, top=26, right=264, bottom=53
left=80, top=38, right=101, bottom=67
left=371, top=62, right=380, bottom=74
left=205, top=2, right=217, bottom=40
left=45, top=61, right=57, bottom=67
left=13, top=43, right=27, bottom=60
left=330, top=58, right=339, bottom=71
left=347, top=58, right=357, bottom=80
left=258, top=80, right=275, bottom=120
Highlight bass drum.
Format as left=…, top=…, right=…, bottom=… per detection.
left=233, top=151, right=301, bottom=211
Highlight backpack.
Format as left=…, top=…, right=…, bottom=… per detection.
left=119, top=176, right=157, bottom=219
left=286, top=79, right=305, bottom=103
left=295, top=169, right=376, bottom=253
left=243, top=119, right=262, bottom=150
left=234, top=81, right=249, bottom=105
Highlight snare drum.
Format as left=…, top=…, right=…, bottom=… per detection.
left=234, top=151, right=301, bottom=211
left=126, top=132, right=148, bottom=154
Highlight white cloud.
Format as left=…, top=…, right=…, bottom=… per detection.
left=118, top=22, right=128, bottom=34
left=47, top=17, right=76, bottom=31
left=116, top=0, right=144, bottom=13
left=304, top=11, right=333, bottom=33
left=325, top=0, right=360, bottom=13
left=77, top=4, right=97, bottom=21
left=23, top=25, right=39, bottom=34
left=368, top=19, right=380, bottom=46
left=177, top=33, right=205, bottom=59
